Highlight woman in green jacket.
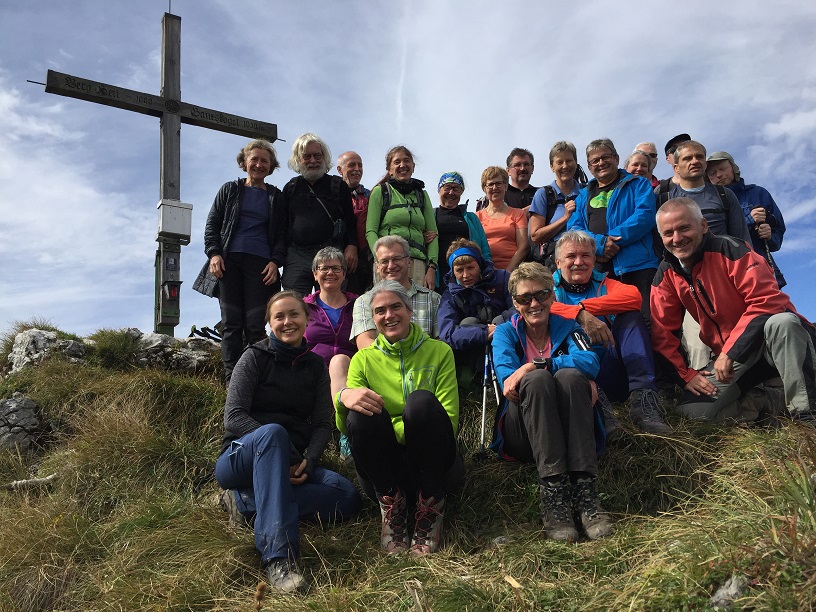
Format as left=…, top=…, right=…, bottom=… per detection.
left=335, top=280, right=461, bottom=557
left=366, top=146, right=439, bottom=290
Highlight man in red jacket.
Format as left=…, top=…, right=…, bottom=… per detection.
left=651, top=197, right=816, bottom=422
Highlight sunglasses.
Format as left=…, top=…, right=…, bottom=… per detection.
left=513, top=289, right=551, bottom=305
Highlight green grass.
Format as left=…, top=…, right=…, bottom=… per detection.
left=1, top=337, right=816, bottom=610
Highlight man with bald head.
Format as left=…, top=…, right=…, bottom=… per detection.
left=338, top=151, right=373, bottom=293
left=651, top=197, right=816, bottom=423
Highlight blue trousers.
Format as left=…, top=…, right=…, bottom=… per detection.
left=214, top=423, right=361, bottom=565
left=595, top=310, right=657, bottom=402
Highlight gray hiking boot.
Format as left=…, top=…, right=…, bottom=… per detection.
left=629, top=389, right=673, bottom=435
left=265, top=558, right=306, bottom=594
left=539, top=474, right=579, bottom=542
left=571, top=475, right=613, bottom=540
left=410, top=493, right=445, bottom=556
left=218, top=489, right=249, bottom=530
left=596, top=386, right=623, bottom=443
left=377, top=489, right=409, bottom=553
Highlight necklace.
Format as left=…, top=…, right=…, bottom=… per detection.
left=527, top=331, right=549, bottom=356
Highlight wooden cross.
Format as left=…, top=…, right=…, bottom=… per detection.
left=43, top=13, right=277, bottom=335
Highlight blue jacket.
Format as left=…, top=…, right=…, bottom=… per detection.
left=438, top=261, right=513, bottom=351
left=568, top=170, right=658, bottom=275
left=491, top=313, right=601, bottom=458
left=727, top=178, right=785, bottom=253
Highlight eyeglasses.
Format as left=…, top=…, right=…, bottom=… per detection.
left=440, top=184, right=463, bottom=194
left=302, top=152, right=324, bottom=161
left=316, top=265, right=343, bottom=274
left=647, top=153, right=658, bottom=159
left=510, top=162, right=532, bottom=169
left=513, top=289, right=551, bottom=305
left=377, top=255, right=410, bottom=267
left=485, top=181, right=506, bottom=189
left=588, top=154, right=615, bottom=168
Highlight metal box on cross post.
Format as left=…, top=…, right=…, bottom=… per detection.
left=156, top=198, right=192, bottom=328
left=157, top=198, right=192, bottom=245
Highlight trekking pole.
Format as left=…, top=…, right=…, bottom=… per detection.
left=487, top=348, right=501, bottom=405
left=474, top=345, right=491, bottom=463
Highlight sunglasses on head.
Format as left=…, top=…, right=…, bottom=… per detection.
left=513, top=289, right=551, bottom=305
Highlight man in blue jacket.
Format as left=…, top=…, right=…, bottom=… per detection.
left=567, top=138, right=659, bottom=326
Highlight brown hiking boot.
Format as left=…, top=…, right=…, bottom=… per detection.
left=571, top=476, right=613, bottom=540
left=377, top=489, right=409, bottom=553
left=410, top=493, right=445, bottom=556
left=218, top=489, right=250, bottom=530
left=539, top=474, right=579, bottom=542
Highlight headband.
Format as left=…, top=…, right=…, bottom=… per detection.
left=447, top=247, right=482, bottom=270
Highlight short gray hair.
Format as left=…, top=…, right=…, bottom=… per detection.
left=673, top=140, right=706, bottom=165
left=312, top=246, right=347, bottom=272
left=367, top=280, right=413, bottom=312
left=288, top=133, right=332, bottom=174
left=373, top=235, right=410, bottom=258
left=555, top=230, right=597, bottom=260
left=586, top=138, right=618, bottom=160
left=624, top=149, right=656, bottom=173
left=656, top=197, right=704, bottom=227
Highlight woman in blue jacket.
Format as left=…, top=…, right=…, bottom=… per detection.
left=492, top=263, right=611, bottom=543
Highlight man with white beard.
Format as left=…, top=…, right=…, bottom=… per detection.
left=281, top=133, right=358, bottom=295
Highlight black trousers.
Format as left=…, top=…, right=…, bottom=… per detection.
left=282, top=244, right=321, bottom=296
left=611, top=267, right=657, bottom=329
left=218, top=252, right=278, bottom=380
left=501, top=368, right=597, bottom=480
left=346, top=390, right=462, bottom=500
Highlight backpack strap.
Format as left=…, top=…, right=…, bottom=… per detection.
left=713, top=184, right=728, bottom=209
left=543, top=186, right=558, bottom=224
left=657, top=178, right=672, bottom=208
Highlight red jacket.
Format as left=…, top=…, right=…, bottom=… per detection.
left=650, top=233, right=807, bottom=383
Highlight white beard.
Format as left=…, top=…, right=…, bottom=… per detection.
left=302, top=168, right=326, bottom=183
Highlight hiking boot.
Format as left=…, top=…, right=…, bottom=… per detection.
left=410, top=493, right=445, bottom=557
left=571, top=476, right=613, bottom=540
left=539, top=474, right=579, bottom=542
left=218, top=489, right=249, bottom=530
left=265, top=558, right=306, bottom=594
left=377, top=489, right=409, bottom=553
left=629, top=389, right=673, bottom=435
left=596, top=386, right=622, bottom=443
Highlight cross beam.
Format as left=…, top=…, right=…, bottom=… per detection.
left=43, top=13, right=277, bottom=335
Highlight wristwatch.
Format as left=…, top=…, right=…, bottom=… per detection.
left=532, top=357, right=548, bottom=370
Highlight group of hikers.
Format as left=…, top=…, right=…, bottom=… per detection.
left=198, top=133, right=816, bottom=593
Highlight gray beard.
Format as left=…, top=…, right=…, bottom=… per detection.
left=302, top=168, right=326, bottom=183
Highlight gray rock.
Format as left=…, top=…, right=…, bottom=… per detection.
left=138, top=332, right=177, bottom=351
left=57, top=339, right=87, bottom=360
left=182, top=337, right=220, bottom=353
left=8, top=329, right=58, bottom=374
left=0, top=392, right=41, bottom=452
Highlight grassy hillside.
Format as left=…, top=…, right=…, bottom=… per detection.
left=1, top=326, right=815, bottom=611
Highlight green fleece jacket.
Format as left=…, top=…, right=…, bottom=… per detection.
left=336, top=322, right=458, bottom=443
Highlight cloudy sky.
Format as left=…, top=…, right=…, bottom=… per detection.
left=1, top=0, right=815, bottom=338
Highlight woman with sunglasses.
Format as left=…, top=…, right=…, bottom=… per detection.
left=491, top=262, right=611, bottom=543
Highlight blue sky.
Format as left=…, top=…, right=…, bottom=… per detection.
left=1, top=0, right=815, bottom=338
